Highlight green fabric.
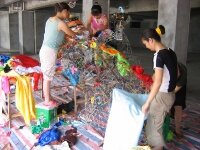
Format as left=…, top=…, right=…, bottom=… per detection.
left=116, top=53, right=130, bottom=76
left=0, top=66, right=4, bottom=71
left=163, top=114, right=174, bottom=142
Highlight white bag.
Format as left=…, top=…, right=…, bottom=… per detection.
left=103, top=88, right=148, bottom=150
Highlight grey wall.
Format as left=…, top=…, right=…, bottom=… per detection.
left=124, top=28, right=142, bottom=48
left=124, top=18, right=157, bottom=48
left=35, top=8, right=54, bottom=53
left=0, top=11, right=10, bottom=50
left=35, top=8, right=81, bottom=53
left=110, top=0, right=158, bottom=13
left=188, top=8, right=200, bottom=53
left=18, top=11, right=35, bottom=54
left=110, top=0, right=200, bottom=13
left=22, top=11, right=35, bottom=54
left=124, top=8, right=200, bottom=55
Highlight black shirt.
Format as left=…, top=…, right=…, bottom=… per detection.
left=153, top=48, right=177, bottom=92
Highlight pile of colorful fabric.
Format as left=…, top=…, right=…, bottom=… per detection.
left=1, top=54, right=42, bottom=90
left=0, top=54, right=42, bottom=125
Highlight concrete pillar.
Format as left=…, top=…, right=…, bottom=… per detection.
left=82, top=0, right=93, bottom=25
left=82, top=0, right=110, bottom=25
left=158, top=0, right=190, bottom=64
left=0, top=11, right=10, bottom=50
left=18, top=10, right=35, bottom=54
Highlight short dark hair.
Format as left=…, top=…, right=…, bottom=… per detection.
left=91, top=4, right=102, bottom=16
left=55, top=2, right=70, bottom=13
left=141, top=25, right=165, bottom=42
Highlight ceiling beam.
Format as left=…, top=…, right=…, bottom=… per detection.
left=25, top=0, right=77, bottom=10
left=0, top=0, right=21, bottom=6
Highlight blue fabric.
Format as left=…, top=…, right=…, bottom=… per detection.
left=42, top=18, right=65, bottom=51
left=37, top=121, right=63, bottom=146
left=0, top=55, right=10, bottom=64
left=38, top=127, right=61, bottom=146
left=62, top=68, right=80, bottom=86
left=103, top=88, right=148, bottom=150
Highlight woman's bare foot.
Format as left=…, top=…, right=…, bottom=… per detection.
left=43, top=100, right=57, bottom=107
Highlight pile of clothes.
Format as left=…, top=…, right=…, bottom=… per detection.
left=0, top=54, right=42, bottom=125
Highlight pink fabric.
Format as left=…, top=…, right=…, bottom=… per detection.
left=1, top=76, right=10, bottom=94
left=91, top=15, right=107, bottom=33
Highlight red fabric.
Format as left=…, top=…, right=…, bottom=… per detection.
left=131, top=65, right=153, bottom=89
left=143, top=75, right=153, bottom=82
left=131, top=65, right=144, bottom=74
left=32, top=73, right=42, bottom=91
left=13, top=55, right=40, bottom=68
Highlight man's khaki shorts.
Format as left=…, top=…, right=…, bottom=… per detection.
left=146, top=91, right=175, bottom=147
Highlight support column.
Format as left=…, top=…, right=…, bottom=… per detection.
left=18, top=10, right=35, bottom=54
left=82, top=0, right=110, bottom=25
left=157, top=0, right=190, bottom=64
left=0, top=11, right=10, bottom=50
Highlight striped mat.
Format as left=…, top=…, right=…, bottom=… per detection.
left=3, top=99, right=200, bottom=150
left=1, top=74, right=200, bottom=150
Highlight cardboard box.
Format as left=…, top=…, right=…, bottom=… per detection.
left=36, top=103, right=57, bottom=128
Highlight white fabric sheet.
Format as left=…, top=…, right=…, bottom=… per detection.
left=103, top=88, right=148, bottom=150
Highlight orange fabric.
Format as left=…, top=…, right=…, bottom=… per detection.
left=66, top=20, right=83, bottom=28
left=99, top=44, right=119, bottom=56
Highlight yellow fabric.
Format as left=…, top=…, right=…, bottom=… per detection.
left=0, top=70, right=19, bottom=77
left=90, top=41, right=97, bottom=48
left=0, top=70, right=36, bottom=125
left=15, top=75, right=36, bottom=125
